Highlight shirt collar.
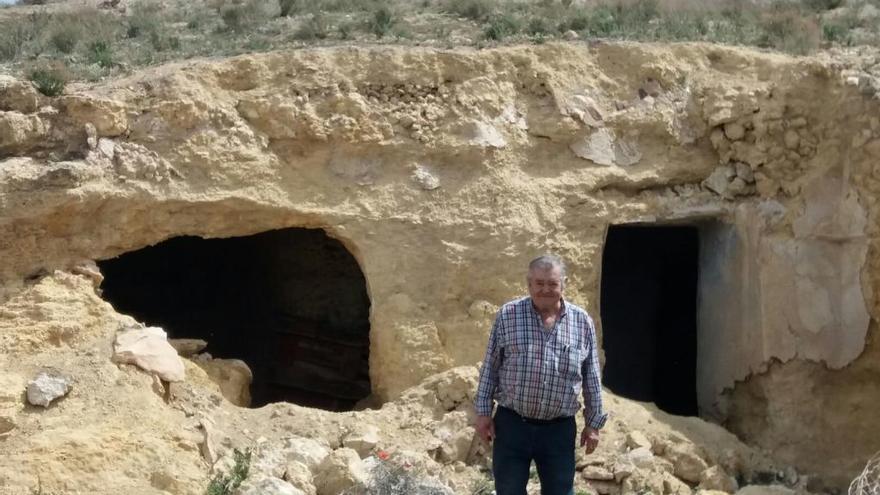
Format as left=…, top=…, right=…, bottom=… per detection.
left=527, top=297, right=569, bottom=319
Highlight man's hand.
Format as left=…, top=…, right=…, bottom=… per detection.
left=580, top=426, right=600, bottom=454
left=475, top=415, right=495, bottom=443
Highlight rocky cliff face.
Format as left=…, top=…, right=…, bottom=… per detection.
left=1, top=42, right=878, bottom=492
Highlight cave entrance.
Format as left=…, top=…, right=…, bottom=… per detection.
left=599, top=224, right=699, bottom=416
left=97, top=228, right=371, bottom=411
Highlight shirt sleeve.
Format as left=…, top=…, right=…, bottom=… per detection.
left=582, top=315, right=608, bottom=430
left=475, top=310, right=504, bottom=417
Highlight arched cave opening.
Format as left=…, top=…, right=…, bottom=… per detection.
left=600, top=224, right=699, bottom=416
left=97, top=228, right=371, bottom=411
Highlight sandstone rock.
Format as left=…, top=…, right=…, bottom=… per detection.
left=589, top=480, right=621, bottom=495
left=0, top=76, right=41, bottom=113
left=783, top=129, right=799, bottom=150
left=26, top=371, right=72, bottom=407
left=582, top=465, right=614, bottom=481
left=193, top=357, right=251, bottom=407
left=0, top=111, right=48, bottom=152
left=703, top=165, right=735, bottom=197
left=314, top=448, right=367, bottom=495
left=734, top=162, right=754, bottom=183
left=622, top=470, right=664, bottom=494
left=198, top=418, right=219, bottom=465
left=284, top=461, right=316, bottom=495
left=566, top=94, right=604, bottom=127
left=281, top=436, right=331, bottom=470
left=70, top=260, right=103, bottom=288
left=113, top=326, right=185, bottom=382
left=723, top=122, right=745, bottom=141
left=235, top=477, right=304, bottom=495
left=663, top=472, right=693, bottom=495
left=343, top=424, right=381, bottom=458
left=727, top=177, right=747, bottom=195
left=665, top=443, right=709, bottom=483
left=735, top=486, right=796, bottom=495
left=626, top=431, right=652, bottom=450
left=411, top=164, right=440, bottom=190
left=85, top=122, right=97, bottom=150
left=563, top=30, right=579, bottom=40
left=466, top=121, right=506, bottom=148
left=169, top=338, right=208, bottom=357
left=624, top=446, right=655, bottom=469
left=61, top=96, right=128, bottom=136
left=699, top=465, right=738, bottom=493
left=0, top=373, right=25, bottom=433
left=570, top=128, right=641, bottom=166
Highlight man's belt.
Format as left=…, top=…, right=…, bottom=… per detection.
left=499, top=406, right=572, bottom=425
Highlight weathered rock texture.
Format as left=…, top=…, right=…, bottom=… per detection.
left=1, top=42, right=879, bottom=490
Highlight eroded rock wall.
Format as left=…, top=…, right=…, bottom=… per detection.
left=1, top=42, right=879, bottom=486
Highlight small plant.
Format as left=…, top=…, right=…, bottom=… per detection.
left=803, top=0, right=844, bottom=12
left=49, top=24, right=80, bottom=53
left=822, top=21, right=851, bottom=44
left=344, top=453, right=452, bottom=494
left=444, top=0, right=495, bottom=21
left=279, top=0, right=306, bottom=17
left=28, top=63, right=69, bottom=97
left=293, top=12, right=329, bottom=40
left=483, top=13, right=520, bottom=40
left=368, top=5, right=396, bottom=38
left=206, top=448, right=251, bottom=495
left=88, top=40, right=113, bottom=67
left=470, top=474, right=494, bottom=495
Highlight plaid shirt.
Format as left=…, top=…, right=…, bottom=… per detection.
left=475, top=296, right=608, bottom=429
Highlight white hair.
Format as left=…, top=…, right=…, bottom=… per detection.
left=527, top=254, right=567, bottom=287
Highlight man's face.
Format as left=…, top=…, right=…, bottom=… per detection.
left=527, top=266, right=564, bottom=309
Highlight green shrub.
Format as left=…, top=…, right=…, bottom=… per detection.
left=802, top=0, right=844, bottom=12
left=279, top=0, right=306, bottom=16
left=206, top=448, right=251, bottom=495
left=584, top=6, right=617, bottom=36
left=758, top=8, right=820, bottom=54
left=28, top=64, right=68, bottom=97
left=88, top=40, right=113, bottom=67
left=483, top=12, right=520, bottom=40
left=444, top=0, right=495, bottom=21
left=0, top=23, right=32, bottom=61
left=368, top=5, right=396, bottom=38
left=127, top=2, right=163, bottom=38
left=293, top=12, right=329, bottom=40
left=49, top=24, right=80, bottom=53
left=822, top=21, right=851, bottom=44
left=562, top=10, right=591, bottom=32
left=527, top=15, right=553, bottom=35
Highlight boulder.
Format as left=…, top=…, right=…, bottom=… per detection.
left=699, top=465, right=738, bottom=493
left=665, top=443, right=709, bottom=483
left=283, top=461, right=316, bottom=495
left=626, top=431, right=652, bottom=450
left=281, top=436, right=331, bottom=470
left=113, top=326, right=185, bottom=382
left=235, top=477, right=304, bottom=495
left=168, top=338, right=208, bottom=357
left=342, top=424, right=381, bottom=458
left=314, top=448, right=368, bottom=495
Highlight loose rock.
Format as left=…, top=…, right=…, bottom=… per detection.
left=26, top=372, right=72, bottom=407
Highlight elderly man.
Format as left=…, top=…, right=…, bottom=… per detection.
left=475, top=255, right=607, bottom=495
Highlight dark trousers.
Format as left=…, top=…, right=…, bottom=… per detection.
left=492, top=407, right=576, bottom=495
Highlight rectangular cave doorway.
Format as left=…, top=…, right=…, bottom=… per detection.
left=599, top=223, right=700, bottom=416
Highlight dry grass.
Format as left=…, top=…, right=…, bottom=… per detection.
left=0, top=0, right=875, bottom=84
